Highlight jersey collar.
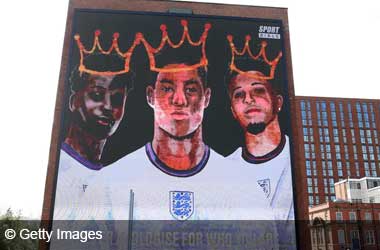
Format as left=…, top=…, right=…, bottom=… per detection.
left=145, top=142, right=210, bottom=177
left=61, top=142, right=103, bottom=170
left=242, top=133, right=286, bottom=164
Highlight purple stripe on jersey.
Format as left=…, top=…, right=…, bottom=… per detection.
left=145, top=142, right=210, bottom=177
left=61, top=142, right=103, bottom=170
left=242, top=133, right=286, bottom=164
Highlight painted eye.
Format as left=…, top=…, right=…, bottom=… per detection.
left=89, top=91, right=104, bottom=102
left=233, top=91, right=244, bottom=99
left=161, top=86, right=173, bottom=93
left=253, top=87, right=266, bottom=95
left=185, top=87, right=197, bottom=94
left=111, top=93, right=124, bottom=107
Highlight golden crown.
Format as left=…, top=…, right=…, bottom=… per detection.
left=227, top=34, right=282, bottom=80
left=138, top=20, right=212, bottom=73
left=74, top=30, right=141, bottom=75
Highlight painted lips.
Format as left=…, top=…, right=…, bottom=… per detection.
left=96, top=117, right=115, bottom=127
left=245, top=107, right=261, bottom=115
left=171, top=111, right=189, bottom=120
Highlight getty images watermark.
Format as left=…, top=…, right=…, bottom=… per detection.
left=4, top=228, right=103, bottom=243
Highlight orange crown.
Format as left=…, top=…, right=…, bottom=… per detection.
left=138, top=20, right=212, bottom=73
left=227, top=34, right=282, bottom=80
left=74, top=30, right=141, bottom=75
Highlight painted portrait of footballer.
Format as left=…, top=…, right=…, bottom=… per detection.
left=53, top=51, right=135, bottom=220
left=225, top=35, right=294, bottom=221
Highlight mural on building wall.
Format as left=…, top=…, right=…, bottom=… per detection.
left=51, top=9, right=297, bottom=249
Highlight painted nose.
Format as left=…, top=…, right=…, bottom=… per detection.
left=244, top=92, right=255, bottom=104
left=172, top=88, right=187, bottom=106
left=103, top=93, right=112, bottom=111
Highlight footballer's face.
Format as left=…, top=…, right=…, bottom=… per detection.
left=229, top=71, right=281, bottom=130
left=147, top=64, right=210, bottom=138
left=71, top=74, right=127, bottom=139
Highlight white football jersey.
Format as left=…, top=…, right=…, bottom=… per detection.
left=99, top=143, right=274, bottom=220
left=226, top=135, right=294, bottom=220
left=53, top=143, right=112, bottom=220
left=226, top=135, right=297, bottom=249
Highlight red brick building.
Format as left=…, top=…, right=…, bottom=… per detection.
left=293, top=96, right=380, bottom=249
left=294, top=97, right=380, bottom=209
left=309, top=201, right=380, bottom=250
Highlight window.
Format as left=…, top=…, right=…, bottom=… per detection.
left=351, top=129, right=356, bottom=142
left=350, top=182, right=360, bottom=189
left=366, top=231, right=375, bottom=245
left=328, top=170, right=334, bottom=177
left=301, top=110, right=307, bottom=119
left=321, top=102, right=326, bottom=111
left=338, top=230, right=345, bottom=244
left=303, top=127, right=308, bottom=135
left=336, top=212, right=343, bottom=221
left=349, top=211, right=357, bottom=221
left=307, top=178, right=312, bottom=185
left=330, top=102, right=335, bottom=110
left=365, top=212, right=372, bottom=221
left=362, top=103, right=368, bottom=112
left=350, top=230, right=359, bottom=244
left=309, top=195, right=314, bottom=206
left=363, top=153, right=368, bottom=160
left=300, top=101, right=305, bottom=110
left=314, top=178, right=318, bottom=185
left=356, top=103, right=361, bottom=112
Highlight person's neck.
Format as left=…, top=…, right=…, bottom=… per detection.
left=152, top=126, right=205, bottom=170
left=64, top=124, right=106, bottom=163
left=245, top=118, right=282, bottom=157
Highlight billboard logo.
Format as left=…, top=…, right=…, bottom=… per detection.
left=258, top=25, right=281, bottom=39
left=169, top=191, right=194, bottom=220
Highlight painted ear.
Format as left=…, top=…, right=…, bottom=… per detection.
left=230, top=105, right=237, bottom=119
left=276, top=95, right=284, bottom=112
left=69, top=93, right=78, bottom=112
left=204, top=88, right=211, bottom=108
left=146, top=85, right=155, bottom=108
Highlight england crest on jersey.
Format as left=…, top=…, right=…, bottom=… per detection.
left=169, top=191, right=194, bottom=220
left=257, top=179, right=271, bottom=198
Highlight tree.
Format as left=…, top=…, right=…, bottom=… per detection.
left=0, top=208, right=38, bottom=250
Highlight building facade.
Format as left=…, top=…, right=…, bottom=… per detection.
left=309, top=178, right=380, bottom=249
left=309, top=201, right=380, bottom=250
left=335, top=177, right=380, bottom=203
left=294, top=97, right=380, bottom=249
left=294, top=97, right=380, bottom=208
